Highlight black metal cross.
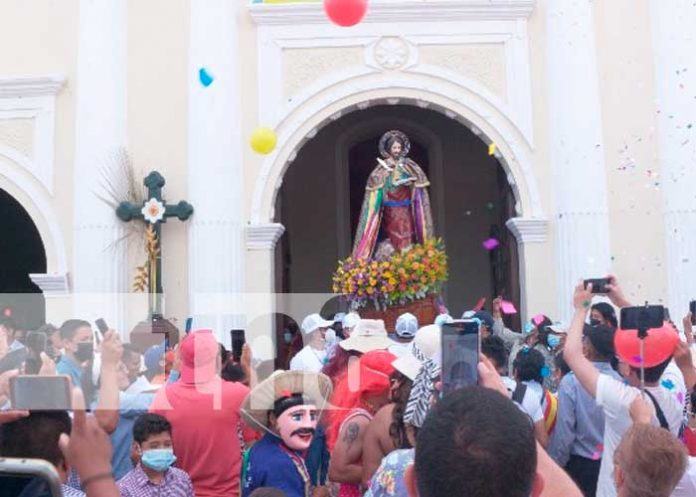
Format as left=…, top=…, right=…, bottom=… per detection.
left=116, top=171, right=193, bottom=317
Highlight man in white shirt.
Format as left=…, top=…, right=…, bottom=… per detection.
left=564, top=278, right=696, bottom=497
left=389, top=313, right=418, bottom=358
left=289, top=313, right=333, bottom=373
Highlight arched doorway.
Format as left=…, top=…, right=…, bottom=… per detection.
left=275, top=104, right=520, bottom=325
left=0, top=188, right=47, bottom=330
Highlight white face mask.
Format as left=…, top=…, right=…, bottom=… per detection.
left=325, top=329, right=337, bottom=344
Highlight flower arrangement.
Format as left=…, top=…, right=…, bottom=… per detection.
left=332, top=238, right=448, bottom=310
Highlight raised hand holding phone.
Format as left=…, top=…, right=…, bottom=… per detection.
left=100, top=330, right=122, bottom=368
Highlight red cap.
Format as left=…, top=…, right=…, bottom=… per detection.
left=179, top=329, right=219, bottom=383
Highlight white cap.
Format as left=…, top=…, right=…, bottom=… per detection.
left=339, top=319, right=394, bottom=353
left=333, top=312, right=346, bottom=323
left=395, top=312, right=418, bottom=339
left=342, top=312, right=360, bottom=330
left=301, top=313, right=334, bottom=335
left=392, top=324, right=441, bottom=381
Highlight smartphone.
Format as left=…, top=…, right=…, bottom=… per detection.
left=584, top=278, right=609, bottom=294
left=690, top=301, right=696, bottom=325
left=185, top=317, right=193, bottom=334
left=231, top=329, right=245, bottom=362
left=441, top=320, right=480, bottom=396
left=24, top=331, right=47, bottom=375
left=95, top=318, right=109, bottom=338
left=9, top=375, right=72, bottom=410
left=0, top=458, right=63, bottom=497
left=620, top=305, right=665, bottom=331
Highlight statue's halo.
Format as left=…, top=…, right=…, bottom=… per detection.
left=379, top=130, right=411, bottom=158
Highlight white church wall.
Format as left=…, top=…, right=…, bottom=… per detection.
left=126, top=0, right=191, bottom=333
left=593, top=0, right=668, bottom=309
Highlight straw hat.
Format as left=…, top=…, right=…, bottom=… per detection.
left=241, top=370, right=333, bottom=434
left=339, top=319, right=394, bottom=353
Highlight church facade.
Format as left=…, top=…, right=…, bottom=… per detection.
left=1, top=0, right=694, bottom=357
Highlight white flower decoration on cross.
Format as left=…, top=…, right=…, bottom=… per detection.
left=141, top=198, right=165, bottom=224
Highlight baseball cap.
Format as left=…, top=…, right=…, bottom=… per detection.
left=342, top=312, right=360, bottom=329
left=301, top=313, right=334, bottom=335
left=395, top=313, right=418, bottom=339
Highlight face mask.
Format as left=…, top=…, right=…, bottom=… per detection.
left=590, top=318, right=601, bottom=327
left=141, top=448, right=176, bottom=472
left=547, top=334, right=562, bottom=348
left=75, top=342, right=94, bottom=362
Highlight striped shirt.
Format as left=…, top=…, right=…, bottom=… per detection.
left=61, top=483, right=86, bottom=497
left=117, top=464, right=194, bottom=497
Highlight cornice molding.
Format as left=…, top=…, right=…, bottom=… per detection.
left=249, top=0, right=536, bottom=25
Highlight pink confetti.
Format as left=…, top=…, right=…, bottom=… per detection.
left=631, top=355, right=643, bottom=364
left=677, top=392, right=685, bottom=404
left=501, top=300, right=518, bottom=315
left=591, top=451, right=601, bottom=461
left=482, top=238, right=500, bottom=250
left=532, top=314, right=546, bottom=326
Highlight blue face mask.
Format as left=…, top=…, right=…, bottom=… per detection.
left=141, top=448, right=176, bottom=472
left=547, top=334, right=562, bottom=348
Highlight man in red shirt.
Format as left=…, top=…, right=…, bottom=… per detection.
left=150, top=330, right=257, bottom=497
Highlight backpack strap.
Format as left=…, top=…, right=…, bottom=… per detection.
left=644, top=390, right=670, bottom=431
left=512, top=383, right=527, bottom=405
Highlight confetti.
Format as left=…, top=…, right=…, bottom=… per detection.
left=501, top=300, right=518, bottom=315
left=523, top=322, right=534, bottom=334
left=631, top=355, right=643, bottom=364
left=677, top=392, right=685, bottom=404
left=488, top=143, right=497, bottom=156
left=199, top=67, right=214, bottom=87
left=540, top=366, right=550, bottom=378
left=532, top=314, right=546, bottom=326
left=661, top=379, right=675, bottom=390
left=482, top=238, right=500, bottom=250
left=486, top=202, right=495, bottom=210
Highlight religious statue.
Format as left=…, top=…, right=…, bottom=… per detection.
left=352, top=130, right=434, bottom=260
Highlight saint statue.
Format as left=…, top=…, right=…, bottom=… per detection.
left=352, top=130, right=434, bottom=260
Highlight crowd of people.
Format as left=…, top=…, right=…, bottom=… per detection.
left=0, top=274, right=695, bottom=497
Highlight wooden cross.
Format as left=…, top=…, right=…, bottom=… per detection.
left=116, top=171, right=193, bottom=318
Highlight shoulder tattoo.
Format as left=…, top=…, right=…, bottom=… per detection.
left=343, top=422, right=361, bottom=445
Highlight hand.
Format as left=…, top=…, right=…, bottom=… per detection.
left=58, top=389, right=114, bottom=479
left=100, top=330, right=122, bottom=367
left=0, top=410, right=29, bottom=425
left=477, top=354, right=508, bottom=397
left=0, top=328, right=8, bottom=359
left=683, top=313, right=694, bottom=344
left=605, top=274, right=631, bottom=308
left=630, top=395, right=654, bottom=425
left=492, top=297, right=503, bottom=319
left=38, top=352, right=57, bottom=376
left=674, top=340, right=694, bottom=373
left=171, top=344, right=181, bottom=373
left=573, top=282, right=593, bottom=311
left=0, top=369, right=18, bottom=397
left=241, top=343, right=252, bottom=373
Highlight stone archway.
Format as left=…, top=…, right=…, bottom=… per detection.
left=0, top=187, right=48, bottom=329
left=246, top=83, right=548, bottom=324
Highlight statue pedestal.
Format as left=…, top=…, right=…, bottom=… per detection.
left=360, top=295, right=439, bottom=332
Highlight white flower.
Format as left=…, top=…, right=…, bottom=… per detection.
left=141, top=198, right=165, bottom=224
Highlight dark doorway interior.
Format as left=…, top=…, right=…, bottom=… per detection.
left=0, top=189, right=47, bottom=330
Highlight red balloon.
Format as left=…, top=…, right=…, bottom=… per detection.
left=614, top=322, right=679, bottom=367
left=323, top=0, right=368, bottom=27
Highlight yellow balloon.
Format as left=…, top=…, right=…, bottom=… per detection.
left=250, top=127, right=277, bottom=155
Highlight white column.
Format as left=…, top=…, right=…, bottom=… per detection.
left=188, top=0, right=246, bottom=345
left=545, top=0, right=612, bottom=322
left=649, top=0, right=696, bottom=316
left=72, top=0, right=128, bottom=333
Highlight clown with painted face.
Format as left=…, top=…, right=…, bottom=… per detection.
left=241, top=370, right=332, bottom=497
